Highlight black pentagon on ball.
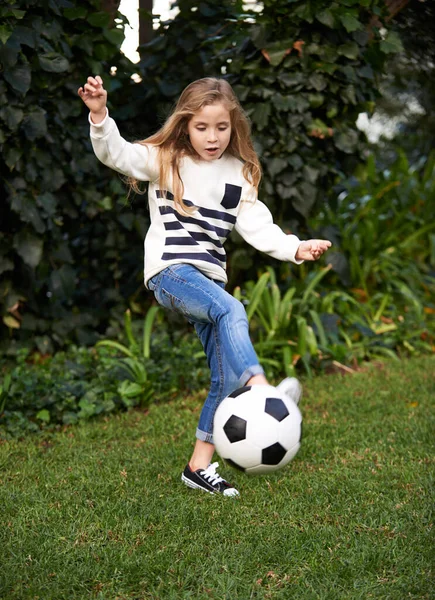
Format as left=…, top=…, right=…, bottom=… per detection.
left=262, top=442, right=287, bottom=465
left=265, top=397, right=289, bottom=422
left=228, top=386, right=252, bottom=399
left=223, top=414, right=247, bottom=443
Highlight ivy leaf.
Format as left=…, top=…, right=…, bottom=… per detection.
left=103, top=28, right=125, bottom=47
left=5, top=147, right=23, bottom=169
left=0, top=106, right=24, bottom=130
left=11, top=196, right=46, bottom=234
left=0, top=24, right=12, bottom=45
left=316, top=9, right=335, bottom=28
left=308, top=73, right=327, bottom=91
left=39, top=52, right=70, bottom=73
left=3, top=63, right=31, bottom=94
left=334, top=129, right=359, bottom=153
left=338, top=42, right=359, bottom=60
left=291, top=182, right=318, bottom=218
left=251, top=103, right=271, bottom=131
left=339, top=14, right=362, bottom=33
left=23, top=108, right=47, bottom=140
left=88, top=12, right=111, bottom=28
left=13, top=231, right=43, bottom=268
left=63, top=7, right=88, bottom=19
left=50, top=265, right=77, bottom=299
left=380, top=31, right=404, bottom=55
left=13, top=25, right=36, bottom=48
left=267, top=157, right=288, bottom=178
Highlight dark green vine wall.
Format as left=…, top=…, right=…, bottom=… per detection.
left=0, top=0, right=401, bottom=352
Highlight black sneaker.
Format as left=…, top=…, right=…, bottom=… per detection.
left=181, top=462, right=239, bottom=497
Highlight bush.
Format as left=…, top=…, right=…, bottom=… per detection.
left=0, top=321, right=210, bottom=437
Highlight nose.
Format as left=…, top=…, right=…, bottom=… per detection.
left=207, top=129, right=218, bottom=142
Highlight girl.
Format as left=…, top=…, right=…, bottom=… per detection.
left=78, top=75, right=331, bottom=497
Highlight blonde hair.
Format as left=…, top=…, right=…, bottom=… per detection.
left=128, top=78, right=261, bottom=213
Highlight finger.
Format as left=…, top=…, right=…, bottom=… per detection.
left=88, top=76, right=100, bottom=87
left=96, top=75, right=103, bottom=85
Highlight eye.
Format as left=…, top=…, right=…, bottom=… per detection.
left=196, top=126, right=206, bottom=131
left=218, top=126, right=229, bottom=131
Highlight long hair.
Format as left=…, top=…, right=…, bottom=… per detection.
left=128, top=78, right=262, bottom=213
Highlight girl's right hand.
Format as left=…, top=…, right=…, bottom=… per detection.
left=78, top=75, right=107, bottom=123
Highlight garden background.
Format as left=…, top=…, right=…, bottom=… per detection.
left=0, top=1, right=434, bottom=598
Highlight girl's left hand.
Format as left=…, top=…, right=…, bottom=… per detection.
left=295, top=239, right=332, bottom=261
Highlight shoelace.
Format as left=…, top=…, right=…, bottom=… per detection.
left=200, top=462, right=224, bottom=485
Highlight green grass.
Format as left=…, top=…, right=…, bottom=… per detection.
left=1, top=356, right=434, bottom=600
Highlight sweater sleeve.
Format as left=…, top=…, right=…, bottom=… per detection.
left=235, top=183, right=303, bottom=264
left=89, top=110, right=159, bottom=182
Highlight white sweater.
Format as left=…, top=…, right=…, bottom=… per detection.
left=90, top=112, right=302, bottom=287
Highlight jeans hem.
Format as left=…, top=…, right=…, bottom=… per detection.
left=239, top=364, right=265, bottom=387
left=196, top=427, right=214, bottom=444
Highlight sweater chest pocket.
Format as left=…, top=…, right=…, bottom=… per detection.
left=220, top=183, right=242, bottom=210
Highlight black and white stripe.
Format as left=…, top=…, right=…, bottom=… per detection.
left=157, top=190, right=235, bottom=268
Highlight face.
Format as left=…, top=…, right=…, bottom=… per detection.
left=187, top=102, right=232, bottom=161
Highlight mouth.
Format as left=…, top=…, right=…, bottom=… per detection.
left=205, top=147, right=219, bottom=155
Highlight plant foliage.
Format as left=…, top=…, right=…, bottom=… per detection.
left=0, top=0, right=410, bottom=351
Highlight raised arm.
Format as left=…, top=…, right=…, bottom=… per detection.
left=78, top=75, right=107, bottom=124
left=78, top=75, right=159, bottom=182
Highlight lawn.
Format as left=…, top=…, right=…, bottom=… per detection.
left=1, top=356, right=434, bottom=599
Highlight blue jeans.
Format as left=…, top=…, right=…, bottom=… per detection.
left=148, top=264, right=264, bottom=443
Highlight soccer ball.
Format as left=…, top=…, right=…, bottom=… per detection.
left=213, top=385, right=302, bottom=475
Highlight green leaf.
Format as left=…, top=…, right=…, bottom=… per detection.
left=267, top=157, right=288, bottom=178
left=103, top=28, right=125, bottom=47
left=11, top=9, right=26, bottom=19
left=339, top=14, right=362, bottom=33
left=39, top=53, right=70, bottom=73
left=3, top=63, right=31, bottom=94
left=36, top=409, right=50, bottom=423
left=50, top=265, right=77, bottom=299
left=13, top=25, right=36, bottom=48
left=96, top=340, right=134, bottom=358
left=23, top=108, right=47, bottom=140
left=251, top=103, right=271, bottom=131
left=88, top=12, right=111, bottom=28
left=5, top=147, right=23, bottom=169
left=334, top=129, right=359, bottom=153
left=338, top=42, right=359, bottom=59
left=0, top=106, right=24, bottom=130
left=316, top=9, right=335, bottom=28
left=308, top=93, right=325, bottom=108
left=0, top=24, right=12, bottom=45
left=3, top=315, right=20, bottom=329
left=63, top=7, right=88, bottom=19
left=13, top=231, right=43, bottom=268
left=278, top=72, right=304, bottom=88
left=11, top=196, right=45, bottom=233
left=143, top=306, right=160, bottom=359
left=380, top=31, right=404, bottom=55
left=308, top=73, right=327, bottom=91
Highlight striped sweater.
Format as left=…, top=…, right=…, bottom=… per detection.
left=89, top=112, right=302, bottom=287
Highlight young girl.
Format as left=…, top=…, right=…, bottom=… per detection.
left=78, top=75, right=331, bottom=497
